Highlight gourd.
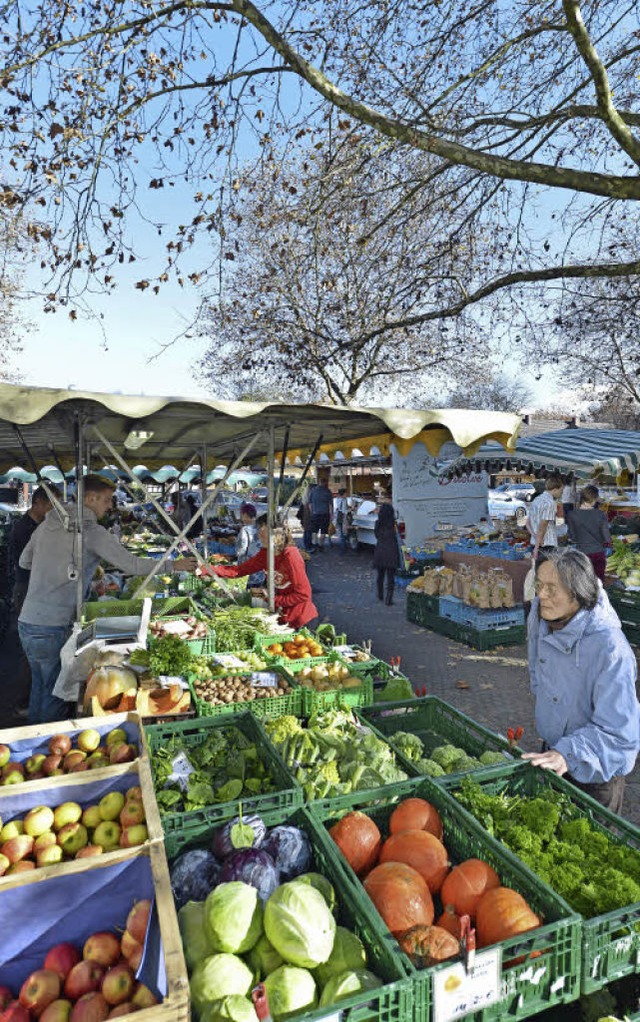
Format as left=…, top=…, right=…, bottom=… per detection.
left=379, top=829, right=450, bottom=894
left=329, top=812, right=381, bottom=877
left=475, top=887, right=541, bottom=948
left=389, top=798, right=443, bottom=840
left=83, top=665, right=138, bottom=711
left=364, top=862, right=434, bottom=937
left=398, top=925, right=459, bottom=967
left=440, top=858, right=501, bottom=920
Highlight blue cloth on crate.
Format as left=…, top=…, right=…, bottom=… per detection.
left=0, top=720, right=139, bottom=761
left=0, top=855, right=164, bottom=1001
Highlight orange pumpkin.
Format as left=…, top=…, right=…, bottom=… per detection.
left=475, top=887, right=541, bottom=948
left=329, top=811, right=382, bottom=876
left=389, top=798, right=443, bottom=840
left=364, top=862, right=434, bottom=937
left=436, top=905, right=463, bottom=940
left=380, top=829, right=449, bottom=894
left=398, top=925, right=460, bottom=967
left=440, top=859, right=501, bottom=920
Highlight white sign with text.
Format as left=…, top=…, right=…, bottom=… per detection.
left=392, top=443, right=489, bottom=545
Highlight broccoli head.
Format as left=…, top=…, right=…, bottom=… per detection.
left=417, top=758, right=446, bottom=778
left=450, top=754, right=482, bottom=774
left=479, top=750, right=509, bottom=766
left=431, top=744, right=466, bottom=769
left=392, top=731, right=425, bottom=762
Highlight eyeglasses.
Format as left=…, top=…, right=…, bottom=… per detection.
left=534, top=581, right=561, bottom=596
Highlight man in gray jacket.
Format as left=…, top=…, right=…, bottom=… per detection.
left=18, top=474, right=196, bottom=724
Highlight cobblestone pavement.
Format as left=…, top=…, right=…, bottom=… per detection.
left=304, top=537, right=640, bottom=827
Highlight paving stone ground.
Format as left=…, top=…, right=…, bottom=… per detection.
left=304, top=536, right=640, bottom=827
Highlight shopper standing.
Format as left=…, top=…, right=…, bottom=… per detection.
left=235, top=501, right=265, bottom=588
left=527, top=474, right=563, bottom=560
left=7, top=485, right=58, bottom=615
left=373, top=501, right=400, bottom=605
left=567, top=485, right=611, bottom=582
left=309, top=477, right=334, bottom=553
left=334, top=487, right=350, bottom=554
left=561, top=475, right=577, bottom=520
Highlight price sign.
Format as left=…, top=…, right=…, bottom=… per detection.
left=167, top=751, right=195, bottom=792
left=433, top=948, right=502, bottom=1022
left=251, top=672, right=280, bottom=688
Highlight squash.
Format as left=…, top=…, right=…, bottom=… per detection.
left=440, top=859, right=501, bottom=921
left=436, top=905, right=463, bottom=940
left=83, top=665, right=138, bottom=712
left=379, top=829, right=450, bottom=894
left=329, top=812, right=382, bottom=877
left=475, top=887, right=541, bottom=948
left=398, top=925, right=459, bottom=967
left=389, top=798, right=443, bottom=840
left=364, top=862, right=434, bottom=937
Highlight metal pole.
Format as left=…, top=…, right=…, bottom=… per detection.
left=279, top=434, right=324, bottom=514
left=201, top=444, right=209, bottom=559
left=267, top=425, right=275, bottom=614
left=74, top=415, right=85, bottom=622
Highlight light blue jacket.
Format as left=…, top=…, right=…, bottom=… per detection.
left=528, top=588, right=640, bottom=784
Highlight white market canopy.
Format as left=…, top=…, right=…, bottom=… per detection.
left=0, top=383, right=521, bottom=473
left=455, top=428, right=640, bottom=478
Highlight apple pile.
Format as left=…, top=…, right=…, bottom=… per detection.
left=0, top=729, right=139, bottom=787
left=0, top=785, right=148, bottom=877
left=0, top=899, right=159, bottom=1020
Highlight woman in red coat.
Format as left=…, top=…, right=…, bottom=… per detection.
left=210, top=515, right=318, bottom=630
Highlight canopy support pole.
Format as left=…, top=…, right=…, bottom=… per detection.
left=280, top=434, right=323, bottom=514
left=12, top=425, right=70, bottom=528
left=267, top=425, right=275, bottom=614
left=274, top=426, right=289, bottom=513
left=74, top=414, right=85, bottom=623
left=201, top=445, right=208, bottom=559
left=47, top=447, right=69, bottom=501
left=92, top=426, right=262, bottom=600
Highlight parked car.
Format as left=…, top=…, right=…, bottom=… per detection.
left=493, top=482, right=536, bottom=502
left=488, top=489, right=528, bottom=523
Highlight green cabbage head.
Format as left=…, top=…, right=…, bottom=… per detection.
left=178, top=901, right=214, bottom=971
left=205, top=881, right=264, bottom=953
left=246, top=934, right=283, bottom=980
left=264, top=881, right=336, bottom=968
left=319, top=968, right=382, bottom=1008
left=204, top=994, right=259, bottom=1022
left=263, top=965, right=317, bottom=1020
left=190, top=953, right=253, bottom=1016
left=314, top=927, right=367, bottom=989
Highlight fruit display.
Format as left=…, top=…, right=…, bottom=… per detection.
left=264, top=635, right=325, bottom=660
left=149, top=725, right=281, bottom=815
left=0, top=729, right=138, bottom=786
left=0, top=898, right=158, bottom=1020
left=264, top=710, right=408, bottom=801
left=191, top=671, right=293, bottom=708
left=0, top=784, right=149, bottom=876
left=293, top=662, right=365, bottom=693
left=169, top=813, right=385, bottom=1022
left=190, top=651, right=268, bottom=682
left=607, top=537, right=640, bottom=586
left=83, top=658, right=139, bottom=716
left=327, top=796, right=541, bottom=966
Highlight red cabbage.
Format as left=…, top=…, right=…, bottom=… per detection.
left=170, top=848, right=222, bottom=909
left=221, top=848, right=281, bottom=903
left=211, top=814, right=267, bottom=859
left=261, top=826, right=312, bottom=880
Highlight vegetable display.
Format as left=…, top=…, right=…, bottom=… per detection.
left=150, top=727, right=278, bottom=814
left=263, top=709, right=408, bottom=801
left=191, top=671, right=293, bottom=708
left=171, top=814, right=383, bottom=1022
left=208, top=607, right=291, bottom=652
left=391, top=732, right=508, bottom=776
left=454, top=778, right=640, bottom=917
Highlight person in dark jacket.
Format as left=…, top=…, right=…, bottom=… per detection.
left=373, top=501, right=400, bottom=605
left=567, top=485, right=611, bottom=581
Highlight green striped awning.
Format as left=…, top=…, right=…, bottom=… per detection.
left=457, top=429, right=640, bottom=478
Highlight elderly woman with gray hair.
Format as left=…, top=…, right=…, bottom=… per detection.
left=523, top=549, right=640, bottom=813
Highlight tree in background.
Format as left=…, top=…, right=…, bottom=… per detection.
left=1, top=0, right=639, bottom=324
left=197, top=136, right=493, bottom=405
left=0, top=203, right=28, bottom=380
left=445, top=374, right=533, bottom=414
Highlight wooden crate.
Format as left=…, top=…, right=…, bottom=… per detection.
left=0, top=760, right=165, bottom=889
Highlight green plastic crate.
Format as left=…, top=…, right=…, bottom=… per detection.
left=309, top=777, right=582, bottom=1022
left=408, top=605, right=526, bottom=650
left=149, top=612, right=211, bottom=654
left=288, top=663, right=375, bottom=714
left=407, top=590, right=440, bottom=624
left=609, top=589, right=640, bottom=623
left=439, top=761, right=640, bottom=994
left=358, top=696, right=516, bottom=780
left=82, top=595, right=197, bottom=621
left=144, top=711, right=302, bottom=834
left=187, top=665, right=303, bottom=720
left=163, top=803, right=416, bottom=1022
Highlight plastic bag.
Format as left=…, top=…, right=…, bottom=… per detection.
left=524, top=564, right=536, bottom=603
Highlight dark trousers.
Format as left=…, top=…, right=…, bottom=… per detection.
left=376, top=567, right=395, bottom=604
left=587, top=551, right=607, bottom=581
left=569, top=774, right=626, bottom=815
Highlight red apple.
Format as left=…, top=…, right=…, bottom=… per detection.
left=107, top=744, right=135, bottom=766
left=100, top=965, right=134, bottom=1007
left=68, top=762, right=90, bottom=774
left=34, top=832, right=57, bottom=853
left=42, top=755, right=63, bottom=777
left=1, top=762, right=24, bottom=779
left=0, top=988, right=14, bottom=1011
left=119, top=825, right=148, bottom=849
left=0, top=853, right=10, bottom=877
left=37, top=845, right=64, bottom=867
left=40, top=1000, right=73, bottom=1022
left=6, top=861, right=36, bottom=874
left=131, top=983, right=158, bottom=1009
left=69, top=992, right=109, bottom=1022
left=19, top=969, right=61, bottom=1017
left=0, top=1002, right=30, bottom=1022
left=44, top=944, right=81, bottom=981
left=75, top=845, right=103, bottom=859
left=118, top=801, right=145, bottom=828
left=1, top=834, right=34, bottom=864
left=119, top=932, right=142, bottom=971
left=83, top=933, right=120, bottom=969
left=1, top=763, right=25, bottom=785
left=48, top=734, right=72, bottom=757
left=125, top=786, right=142, bottom=803
left=64, top=962, right=105, bottom=1001
left=63, top=750, right=87, bottom=772
left=106, top=1004, right=135, bottom=1019
left=125, top=900, right=151, bottom=946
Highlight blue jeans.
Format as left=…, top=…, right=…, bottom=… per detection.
left=18, top=621, right=74, bottom=724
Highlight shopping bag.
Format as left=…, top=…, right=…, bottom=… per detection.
left=524, top=564, right=537, bottom=602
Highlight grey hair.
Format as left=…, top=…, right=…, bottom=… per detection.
left=535, top=548, right=599, bottom=609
